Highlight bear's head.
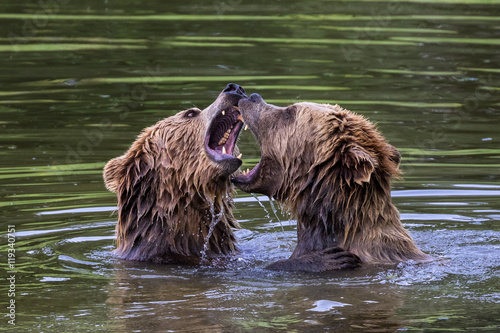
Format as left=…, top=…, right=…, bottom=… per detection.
left=233, top=93, right=401, bottom=202
left=232, top=93, right=429, bottom=265
left=103, top=84, right=247, bottom=264
left=105, top=84, right=247, bottom=195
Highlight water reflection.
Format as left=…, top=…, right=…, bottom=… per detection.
left=105, top=261, right=410, bottom=332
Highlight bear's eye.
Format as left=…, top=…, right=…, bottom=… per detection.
left=184, top=109, right=201, bottom=118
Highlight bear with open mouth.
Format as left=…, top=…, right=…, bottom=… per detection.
left=103, top=84, right=246, bottom=265
left=233, top=93, right=430, bottom=272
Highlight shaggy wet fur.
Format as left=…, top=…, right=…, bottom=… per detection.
left=104, top=87, right=244, bottom=265
left=234, top=95, right=430, bottom=271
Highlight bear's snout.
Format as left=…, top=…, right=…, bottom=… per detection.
left=223, top=83, right=247, bottom=97
left=248, top=93, right=264, bottom=103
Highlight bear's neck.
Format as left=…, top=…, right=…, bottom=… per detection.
left=115, top=179, right=238, bottom=264
left=284, top=181, right=427, bottom=264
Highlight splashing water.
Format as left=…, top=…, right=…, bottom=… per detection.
left=268, top=196, right=285, bottom=232
left=250, top=193, right=285, bottom=233
left=200, top=200, right=225, bottom=263
left=251, top=193, right=271, bottom=220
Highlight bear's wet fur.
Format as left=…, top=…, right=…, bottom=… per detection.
left=104, top=84, right=246, bottom=265
left=233, top=94, right=430, bottom=272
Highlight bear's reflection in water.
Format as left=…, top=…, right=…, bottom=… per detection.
left=105, top=260, right=408, bottom=332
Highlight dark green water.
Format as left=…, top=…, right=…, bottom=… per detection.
left=1, top=0, right=499, bottom=332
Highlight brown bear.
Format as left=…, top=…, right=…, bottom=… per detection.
left=103, top=84, right=247, bottom=265
left=233, top=93, right=430, bottom=272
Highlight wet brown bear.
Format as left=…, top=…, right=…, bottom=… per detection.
left=104, top=84, right=246, bottom=265
left=233, top=93, right=430, bottom=272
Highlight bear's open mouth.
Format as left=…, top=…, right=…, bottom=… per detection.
left=232, top=160, right=261, bottom=184
left=205, top=106, right=244, bottom=165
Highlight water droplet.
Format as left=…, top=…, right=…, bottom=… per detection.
left=201, top=200, right=225, bottom=263
left=268, top=196, right=285, bottom=232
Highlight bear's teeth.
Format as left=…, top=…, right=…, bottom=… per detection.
left=218, top=138, right=227, bottom=145
left=222, top=146, right=226, bottom=154
left=244, top=124, right=248, bottom=131
left=237, top=153, right=242, bottom=159
left=222, top=110, right=225, bottom=116
left=237, top=115, right=244, bottom=122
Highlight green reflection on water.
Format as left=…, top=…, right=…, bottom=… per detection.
left=391, top=37, right=500, bottom=45
left=0, top=44, right=145, bottom=52
left=267, top=99, right=463, bottom=108
left=175, top=36, right=418, bottom=46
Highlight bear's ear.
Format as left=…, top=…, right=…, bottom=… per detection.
left=103, top=156, right=126, bottom=193
left=386, top=144, right=401, bottom=167
left=339, top=144, right=375, bottom=185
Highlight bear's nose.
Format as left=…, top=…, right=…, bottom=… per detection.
left=248, top=93, right=263, bottom=103
left=223, top=83, right=246, bottom=97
